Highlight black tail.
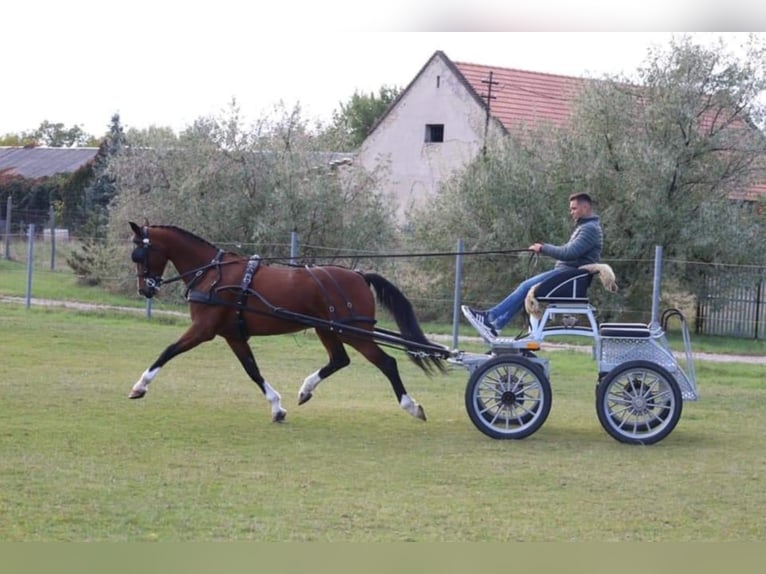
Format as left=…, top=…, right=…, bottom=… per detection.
left=363, top=272, right=448, bottom=375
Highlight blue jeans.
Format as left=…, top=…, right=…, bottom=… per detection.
left=487, top=269, right=564, bottom=330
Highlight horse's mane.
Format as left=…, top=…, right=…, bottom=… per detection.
left=151, top=225, right=240, bottom=255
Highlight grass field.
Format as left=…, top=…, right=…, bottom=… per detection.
left=1, top=303, right=764, bottom=541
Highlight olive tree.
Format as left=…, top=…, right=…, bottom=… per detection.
left=406, top=127, right=574, bottom=321
left=563, top=34, right=766, bottom=319
left=98, top=102, right=397, bottom=295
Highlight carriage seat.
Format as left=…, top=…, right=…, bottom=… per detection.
left=532, top=268, right=594, bottom=304
left=523, top=268, right=598, bottom=340
left=598, top=323, right=651, bottom=338
left=524, top=265, right=616, bottom=342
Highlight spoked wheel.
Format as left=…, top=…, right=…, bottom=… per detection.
left=465, top=356, right=552, bottom=440
left=596, top=360, right=683, bottom=445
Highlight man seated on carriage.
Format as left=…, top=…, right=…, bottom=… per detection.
left=462, top=192, right=603, bottom=338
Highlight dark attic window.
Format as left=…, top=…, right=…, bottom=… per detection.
left=425, top=124, right=444, bottom=143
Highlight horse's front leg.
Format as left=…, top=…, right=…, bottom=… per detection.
left=225, top=338, right=286, bottom=423
left=129, top=326, right=214, bottom=399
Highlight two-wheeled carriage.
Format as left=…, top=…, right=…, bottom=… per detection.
left=452, top=265, right=698, bottom=444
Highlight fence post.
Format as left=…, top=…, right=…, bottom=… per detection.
left=4, top=195, right=11, bottom=260
left=452, top=238, right=464, bottom=350
left=290, top=231, right=298, bottom=263
left=756, top=279, right=763, bottom=340
left=649, top=245, right=663, bottom=329
left=25, top=224, right=35, bottom=309
left=49, top=205, right=56, bottom=271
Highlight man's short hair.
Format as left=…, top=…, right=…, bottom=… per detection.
left=569, top=192, right=593, bottom=205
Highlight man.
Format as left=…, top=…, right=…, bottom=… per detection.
left=462, top=192, right=603, bottom=337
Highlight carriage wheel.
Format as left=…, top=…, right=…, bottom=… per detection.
left=465, top=356, right=552, bottom=440
left=595, top=360, right=683, bottom=445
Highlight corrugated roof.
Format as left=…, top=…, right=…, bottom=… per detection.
left=454, top=61, right=587, bottom=130
left=0, top=147, right=99, bottom=179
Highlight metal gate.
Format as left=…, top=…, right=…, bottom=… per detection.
left=696, top=274, right=765, bottom=339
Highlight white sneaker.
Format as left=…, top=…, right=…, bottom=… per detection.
left=461, top=305, right=498, bottom=338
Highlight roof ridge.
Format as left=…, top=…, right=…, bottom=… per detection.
left=453, top=60, right=594, bottom=82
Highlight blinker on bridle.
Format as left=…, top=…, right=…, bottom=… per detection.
left=132, top=226, right=164, bottom=297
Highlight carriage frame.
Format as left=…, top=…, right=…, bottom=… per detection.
left=451, top=249, right=698, bottom=445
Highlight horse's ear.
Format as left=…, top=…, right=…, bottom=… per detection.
left=129, top=221, right=141, bottom=235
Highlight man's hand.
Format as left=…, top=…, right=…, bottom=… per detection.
left=529, top=243, right=543, bottom=253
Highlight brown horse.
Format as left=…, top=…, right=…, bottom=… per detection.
left=128, top=222, right=448, bottom=423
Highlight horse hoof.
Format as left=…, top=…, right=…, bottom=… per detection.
left=416, top=405, right=427, bottom=422
left=128, top=389, right=146, bottom=399
left=273, top=410, right=287, bottom=423
left=298, top=392, right=312, bottom=406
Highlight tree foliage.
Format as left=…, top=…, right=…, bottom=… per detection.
left=564, top=35, right=766, bottom=317
left=406, top=128, right=572, bottom=320
left=0, top=120, right=98, bottom=147
left=322, top=85, right=401, bottom=150
left=96, top=103, right=398, bottom=294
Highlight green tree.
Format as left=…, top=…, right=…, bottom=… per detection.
left=84, top=114, right=127, bottom=214
left=66, top=114, right=129, bottom=284
left=0, top=132, right=37, bottom=146
left=95, top=103, right=397, bottom=295
left=0, top=121, right=99, bottom=147
left=562, top=34, right=766, bottom=318
left=406, top=127, right=570, bottom=319
left=323, top=85, right=401, bottom=149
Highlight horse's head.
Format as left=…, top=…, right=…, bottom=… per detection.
left=129, top=221, right=169, bottom=298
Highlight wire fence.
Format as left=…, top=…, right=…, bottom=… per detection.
left=3, top=225, right=765, bottom=340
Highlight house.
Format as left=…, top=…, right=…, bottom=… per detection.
left=355, top=50, right=592, bottom=221
left=357, top=50, right=766, bottom=221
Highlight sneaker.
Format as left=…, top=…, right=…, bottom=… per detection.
left=461, top=305, right=498, bottom=338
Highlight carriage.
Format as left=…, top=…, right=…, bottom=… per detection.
left=452, top=264, right=698, bottom=445
left=128, top=223, right=697, bottom=445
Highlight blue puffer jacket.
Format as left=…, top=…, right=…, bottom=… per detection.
left=540, top=215, right=603, bottom=269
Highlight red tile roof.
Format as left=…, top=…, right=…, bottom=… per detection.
left=730, top=182, right=766, bottom=202
left=454, top=61, right=587, bottom=131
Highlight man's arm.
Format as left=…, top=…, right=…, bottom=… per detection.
left=538, top=221, right=602, bottom=261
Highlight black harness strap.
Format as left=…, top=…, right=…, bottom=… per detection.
left=303, top=265, right=363, bottom=326
left=187, top=261, right=375, bottom=337
left=235, top=256, right=261, bottom=340
left=183, top=249, right=226, bottom=301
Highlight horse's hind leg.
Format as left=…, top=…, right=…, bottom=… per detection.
left=349, top=340, right=426, bottom=421
left=225, top=338, right=286, bottom=423
left=298, top=330, right=350, bottom=405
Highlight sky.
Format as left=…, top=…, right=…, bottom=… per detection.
left=3, top=2, right=764, bottom=138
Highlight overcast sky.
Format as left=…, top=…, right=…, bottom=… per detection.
left=3, top=2, right=763, bottom=138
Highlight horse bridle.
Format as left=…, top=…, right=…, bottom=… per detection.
left=132, top=226, right=229, bottom=299
left=131, top=226, right=166, bottom=298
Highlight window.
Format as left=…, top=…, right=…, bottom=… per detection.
left=425, top=124, right=444, bottom=143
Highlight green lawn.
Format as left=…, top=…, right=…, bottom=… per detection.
left=0, top=304, right=763, bottom=541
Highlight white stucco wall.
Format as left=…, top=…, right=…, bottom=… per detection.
left=357, top=54, right=501, bottom=222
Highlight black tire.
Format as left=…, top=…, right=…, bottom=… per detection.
left=596, top=360, right=683, bottom=445
left=465, top=356, right=552, bottom=440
